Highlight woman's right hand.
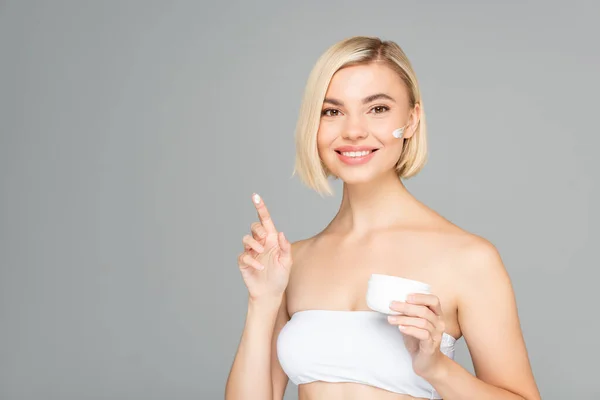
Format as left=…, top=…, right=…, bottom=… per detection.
left=237, top=193, right=292, bottom=302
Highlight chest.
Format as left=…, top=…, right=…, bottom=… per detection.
left=286, top=233, right=459, bottom=329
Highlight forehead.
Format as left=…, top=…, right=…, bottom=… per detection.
left=325, top=63, right=407, bottom=102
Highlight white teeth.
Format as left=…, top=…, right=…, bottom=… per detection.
left=341, top=150, right=372, bottom=157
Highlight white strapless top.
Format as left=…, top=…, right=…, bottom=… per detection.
left=277, top=309, right=457, bottom=399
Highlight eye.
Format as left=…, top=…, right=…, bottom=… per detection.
left=371, top=105, right=390, bottom=114
left=321, top=108, right=340, bottom=117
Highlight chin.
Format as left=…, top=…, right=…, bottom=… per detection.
left=329, top=168, right=382, bottom=185
left=323, top=150, right=399, bottom=185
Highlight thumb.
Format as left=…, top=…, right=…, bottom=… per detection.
left=277, top=232, right=292, bottom=265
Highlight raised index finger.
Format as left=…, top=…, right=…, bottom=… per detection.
left=252, top=193, right=277, bottom=234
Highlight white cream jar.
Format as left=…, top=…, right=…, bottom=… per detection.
left=366, top=273, right=431, bottom=315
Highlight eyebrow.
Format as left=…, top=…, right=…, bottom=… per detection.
left=323, top=93, right=396, bottom=107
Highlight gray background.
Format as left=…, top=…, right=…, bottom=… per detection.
left=1, top=1, right=598, bottom=399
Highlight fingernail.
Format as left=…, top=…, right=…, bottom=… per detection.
left=389, top=301, right=396, bottom=308
left=398, top=325, right=407, bottom=331
left=388, top=316, right=397, bottom=323
left=258, top=264, right=265, bottom=270
left=252, top=193, right=260, bottom=204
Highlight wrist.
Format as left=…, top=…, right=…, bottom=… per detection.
left=420, top=353, right=451, bottom=383
left=248, top=294, right=283, bottom=311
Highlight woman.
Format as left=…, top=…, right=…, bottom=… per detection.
left=225, top=36, right=541, bottom=400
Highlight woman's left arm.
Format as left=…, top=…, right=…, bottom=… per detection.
left=426, top=239, right=541, bottom=400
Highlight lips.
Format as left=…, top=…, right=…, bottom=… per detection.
left=334, top=146, right=380, bottom=153
left=334, top=148, right=379, bottom=165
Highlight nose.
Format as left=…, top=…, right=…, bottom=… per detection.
left=342, top=115, right=368, bottom=141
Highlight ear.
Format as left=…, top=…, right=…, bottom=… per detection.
left=403, top=103, right=421, bottom=140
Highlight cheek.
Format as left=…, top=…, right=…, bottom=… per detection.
left=316, top=126, right=336, bottom=152
left=375, top=130, right=398, bottom=146
left=370, top=119, right=399, bottom=139
left=373, top=132, right=405, bottom=160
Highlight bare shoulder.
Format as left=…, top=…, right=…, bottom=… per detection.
left=438, top=222, right=508, bottom=285
left=423, top=211, right=510, bottom=295
left=425, top=209, right=505, bottom=275
left=452, top=233, right=507, bottom=282
left=290, top=237, right=313, bottom=252
left=290, top=236, right=315, bottom=259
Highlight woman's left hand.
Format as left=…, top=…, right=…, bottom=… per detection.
left=388, top=293, right=447, bottom=379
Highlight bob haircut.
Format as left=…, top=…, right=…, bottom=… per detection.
left=292, top=36, right=428, bottom=197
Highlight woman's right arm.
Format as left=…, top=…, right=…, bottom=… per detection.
left=225, top=291, right=290, bottom=400
left=225, top=193, right=293, bottom=400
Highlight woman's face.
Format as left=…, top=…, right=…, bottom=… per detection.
left=317, top=62, right=418, bottom=184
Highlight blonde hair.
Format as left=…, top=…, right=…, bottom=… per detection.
left=292, top=36, right=428, bottom=196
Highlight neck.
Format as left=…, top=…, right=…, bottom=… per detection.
left=330, top=170, right=422, bottom=235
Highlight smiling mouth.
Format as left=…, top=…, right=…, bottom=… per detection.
left=334, top=149, right=379, bottom=157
